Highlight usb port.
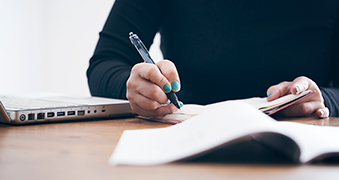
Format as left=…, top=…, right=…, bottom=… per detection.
left=28, top=113, right=35, bottom=120
left=77, top=110, right=85, bottom=116
left=57, top=112, right=65, bottom=116
left=37, top=113, right=45, bottom=119
left=47, top=112, right=55, bottom=117
left=67, top=111, right=75, bottom=116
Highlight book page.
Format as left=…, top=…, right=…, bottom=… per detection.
left=275, top=122, right=339, bottom=163
left=258, top=90, right=314, bottom=112
left=109, top=102, right=277, bottom=166
left=139, top=90, right=314, bottom=124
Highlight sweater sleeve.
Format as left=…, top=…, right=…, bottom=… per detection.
left=87, top=0, right=165, bottom=99
left=321, top=6, right=339, bottom=117
left=321, top=87, right=339, bottom=117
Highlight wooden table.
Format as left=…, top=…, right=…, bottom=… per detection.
left=1, top=117, right=339, bottom=180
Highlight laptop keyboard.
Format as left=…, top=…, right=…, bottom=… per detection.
left=0, top=96, right=80, bottom=110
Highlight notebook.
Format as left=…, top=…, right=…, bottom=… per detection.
left=139, top=90, right=315, bottom=124
left=110, top=101, right=338, bottom=166
left=0, top=93, right=134, bottom=125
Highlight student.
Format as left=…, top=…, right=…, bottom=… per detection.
left=87, top=0, right=339, bottom=118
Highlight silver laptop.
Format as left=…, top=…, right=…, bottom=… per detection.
left=0, top=94, right=134, bottom=125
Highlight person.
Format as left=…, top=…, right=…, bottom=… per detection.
left=87, top=0, right=339, bottom=118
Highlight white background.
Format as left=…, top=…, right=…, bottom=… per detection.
left=0, top=0, right=162, bottom=96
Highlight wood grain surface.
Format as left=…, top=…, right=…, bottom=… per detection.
left=1, top=117, right=339, bottom=180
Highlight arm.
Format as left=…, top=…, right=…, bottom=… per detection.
left=87, top=0, right=166, bottom=99
left=266, top=72, right=339, bottom=118
left=321, top=8, right=339, bottom=117
left=87, top=0, right=181, bottom=116
left=266, top=10, right=339, bottom=118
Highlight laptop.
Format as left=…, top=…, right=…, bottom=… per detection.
left=0, top=93, right=135, bottom=125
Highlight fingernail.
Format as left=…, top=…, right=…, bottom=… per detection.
left=267, top=93, right=272, bottom=97
left=163, top=84, right=171, bottom=93
left=179, top=102, right=184, bottom=108
left=319, top=109, right=326, bottom=117
left=171, top=81, right=180, bottom=91
left=319, top=109, right=325, bottom=117
left=295, top=86, right=300, bottom=94
left=166, top=100, right=171, bottom=105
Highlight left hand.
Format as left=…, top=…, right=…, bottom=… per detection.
left=266, top=76, right=329, bottom=118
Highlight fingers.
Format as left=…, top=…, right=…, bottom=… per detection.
left=135, top=60, right=180, bottom=93
left=266, top=81, right=291, bottom=102
left=289, top=76, right=312, bottom=95
left=280, top=101, right=327, bottom=117
left=128, top=64, right=168, bottom=104
left=316, top=108, right=330, bottom=119
left=157, top=60, right=181, bottom=92
left=126, top=60, right=181, bottom=117
left=130, top=99, right=179, bottom=117
left=266, top=76, right=328, bottom=118
left=135, top=63, right=172, bottom=93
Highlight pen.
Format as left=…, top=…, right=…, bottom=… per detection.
left=129, top=32, right=181, bottom=109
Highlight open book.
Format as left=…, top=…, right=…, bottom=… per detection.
left=110, top=100, right=339, bottom=166
left=140, top=90, right=314, bottom=124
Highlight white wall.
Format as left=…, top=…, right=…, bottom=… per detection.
left=0, top=0, right=163, bottom=96
left=0, top=0, right=43, bottom=94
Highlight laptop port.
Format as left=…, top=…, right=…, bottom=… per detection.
left=102, top=109, right=106, bottom=113
left=37, top=113, right=45, bottom=120
left=57, top=112, right=65, bottom=116
left=77, top=110, right=85, bottom=116
left=67, top=111, right=75, bottom=116
left=28, top=113, right=35, bottom=120
left=19, top=114, right=26, bottom=121
left=47, top=112, right=55, bottom=117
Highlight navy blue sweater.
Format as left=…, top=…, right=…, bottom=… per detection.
left=87, top=0, right=339, bottom=116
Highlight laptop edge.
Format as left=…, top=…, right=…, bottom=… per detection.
left=0, top=100, right=135, bottom=125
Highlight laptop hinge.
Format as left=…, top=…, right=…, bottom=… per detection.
left=0, top=101, right=12, bottom=123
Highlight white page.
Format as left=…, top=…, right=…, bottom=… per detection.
left=143, top=92, right=313, bottom=123
left=109, top=102, right=277, bottom=166
left=276, top=122, right=339, bottom=163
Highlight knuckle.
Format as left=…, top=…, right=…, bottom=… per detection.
left=297, top=76, right=308, bottom=80
left=146, top=66, right=159, bottom=79
left=131, top=63, right=143, bottom=73
left=161, top=59, right=174, bottom=65
left=148, top=88, right=159, bottom=98
left=157, top=77, right=168, bottom=87
left=279, top=81, right=289, bottom=86
left=163, top=70, right=176, bottom=79
left=126, top=91, right=132, bottom=100
left=126, top=78, right=132, bottom=88
left=126, top=78, right=137, bottom=89
left=269, top=84, right=279, bottom=90
left=126, top=92, right=136, bottom=103
left=149, top=101, right=160, bottom=111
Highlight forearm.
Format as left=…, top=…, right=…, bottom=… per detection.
left=87, top=0, right=164, bottom=99
left=87, top=59, right=130, bottom=99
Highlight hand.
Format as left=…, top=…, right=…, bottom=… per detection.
left=126, top=60, right=181, bottom=117
left=266, top=76, right=329, bottom=118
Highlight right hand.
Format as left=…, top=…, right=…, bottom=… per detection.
left=126, top=59, right=181, bottom=117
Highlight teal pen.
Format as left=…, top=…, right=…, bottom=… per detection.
left=129, top=32, right=181, bottom=109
